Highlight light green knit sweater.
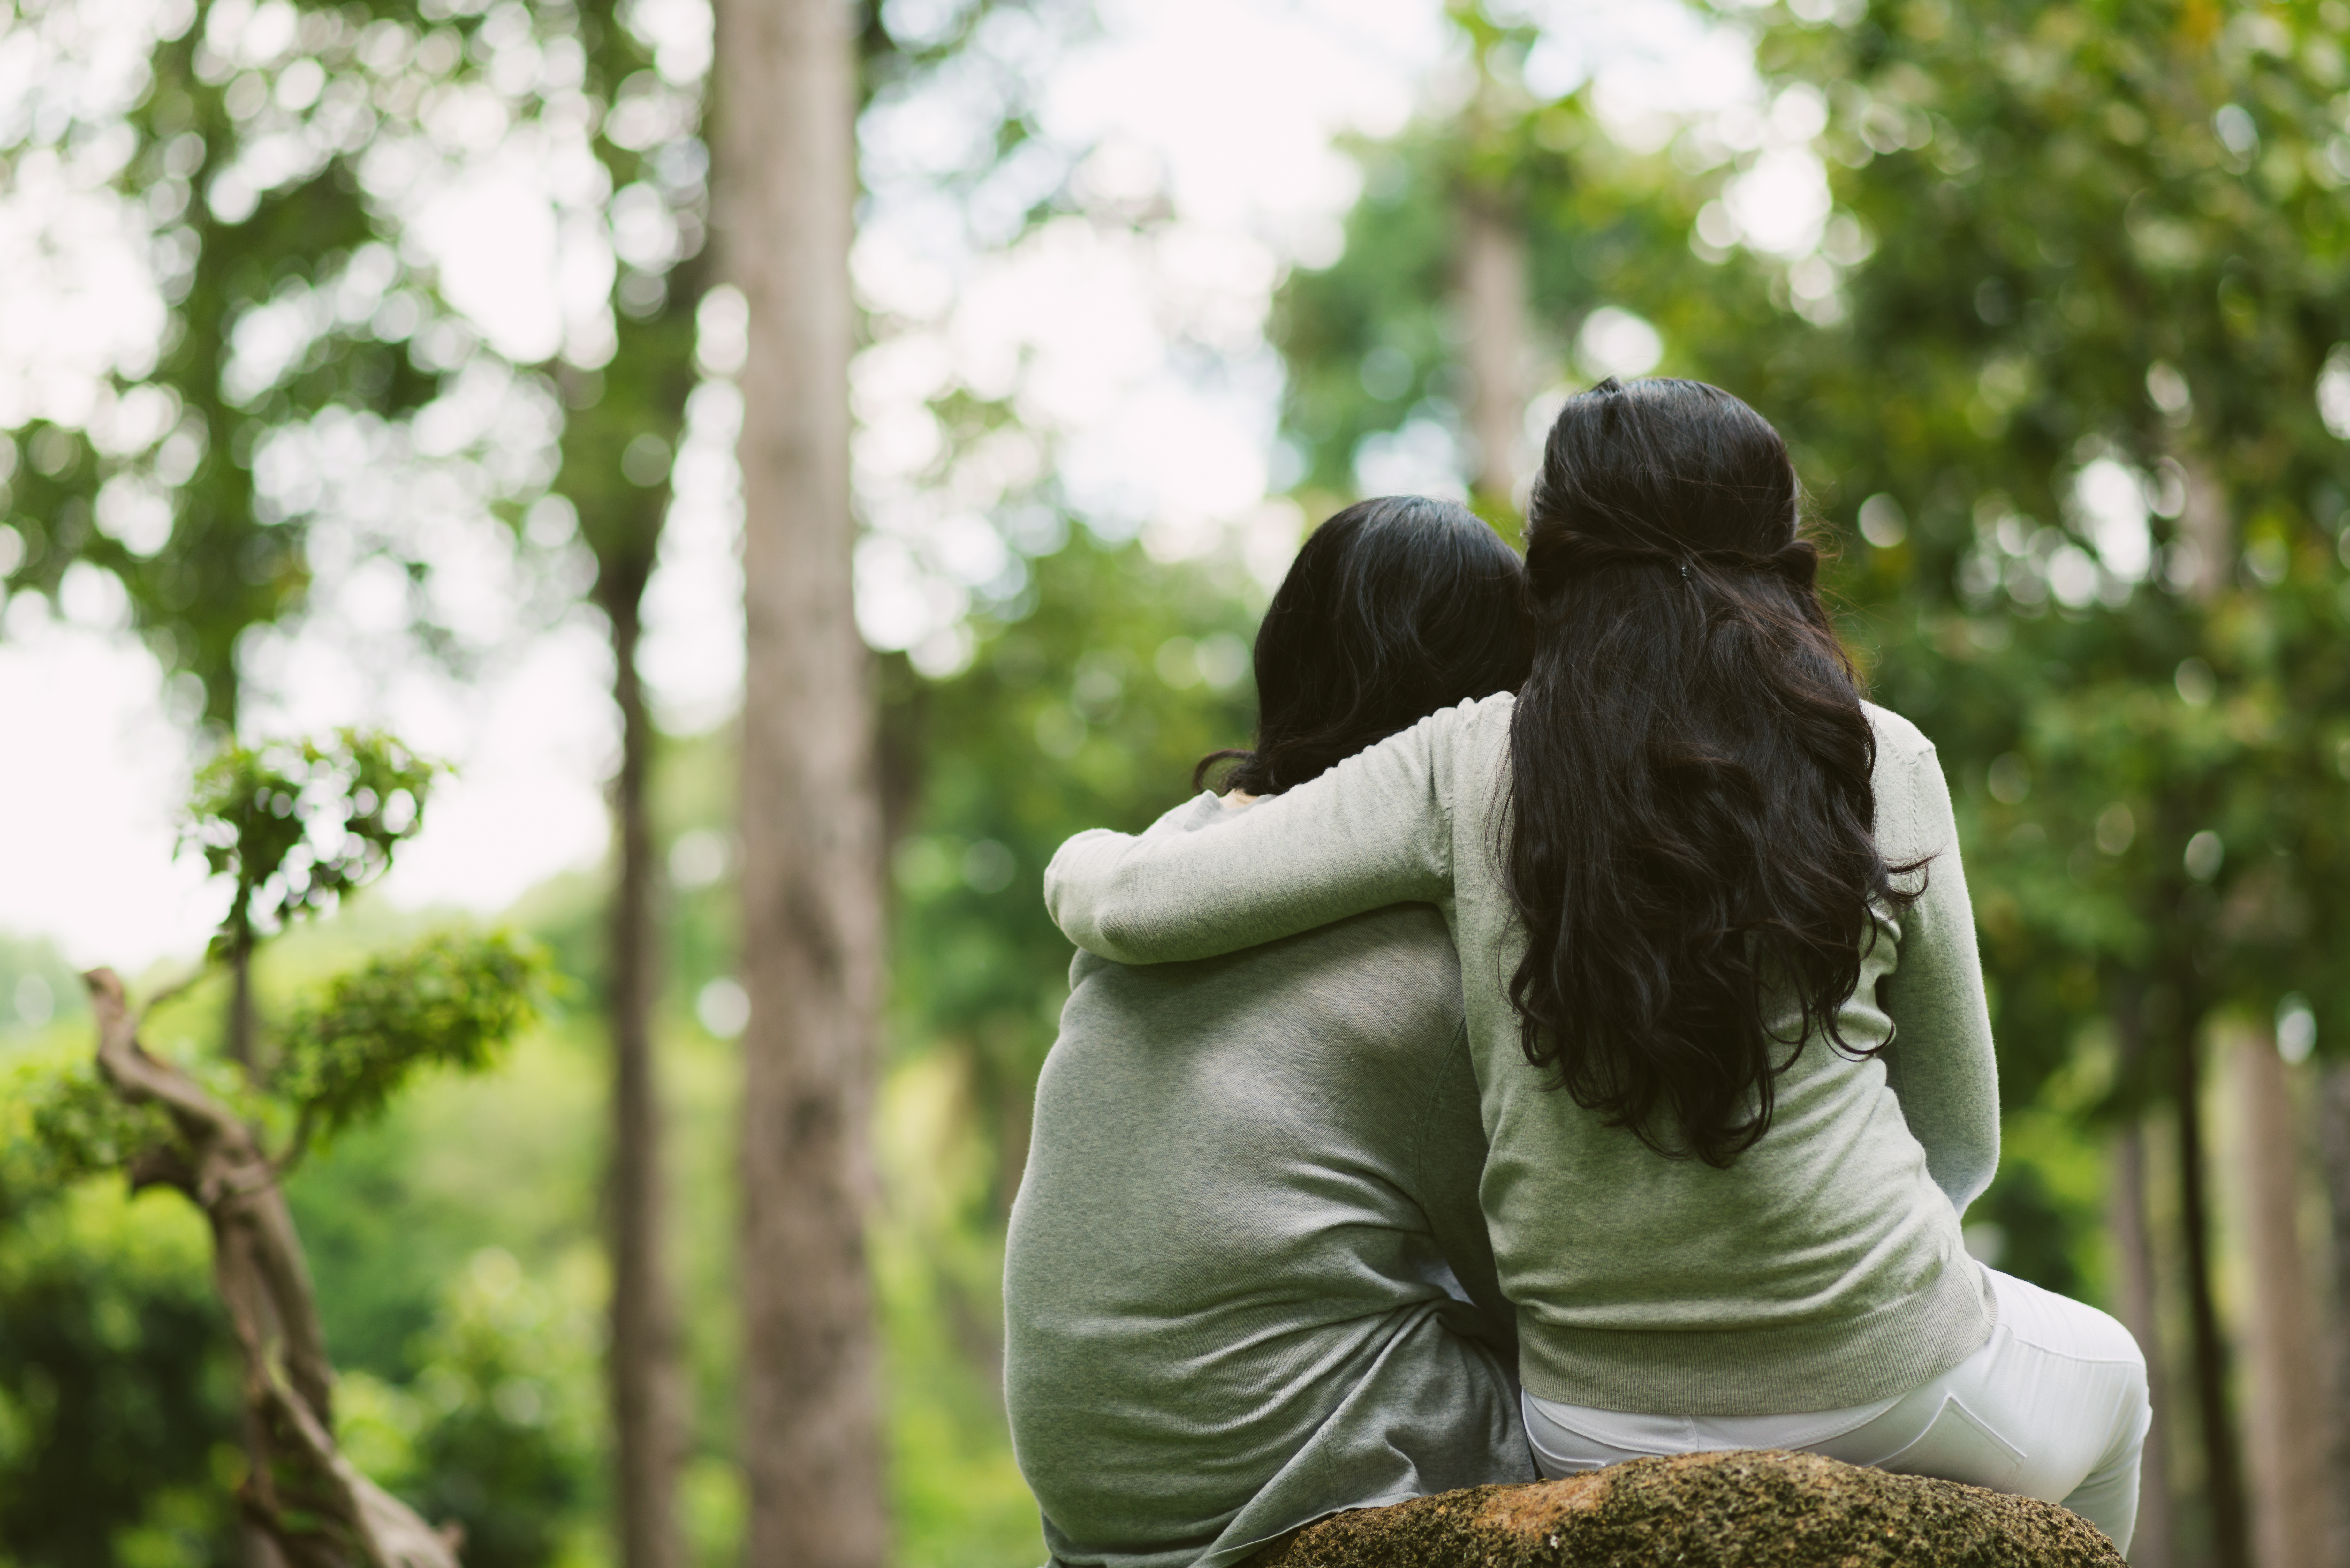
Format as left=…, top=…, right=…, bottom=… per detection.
left=1045, top=693, right=2001, bottom=1416
left=1008, top=794, right=1534, bottom=1568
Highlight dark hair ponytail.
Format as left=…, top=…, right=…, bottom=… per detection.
left=1505, top=377, right=1914, bottom=1167
left=1199, top=494, right=1530, bottom=795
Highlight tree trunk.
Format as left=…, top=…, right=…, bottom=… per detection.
left=716, top=0, right=889, bottom=1560
left=1459, top=195, right=1526, bottom=512
left=2317, top=1061, right=2350, bottom=1568
left=2109, top=984, right=2176, bottom=1568
left=2110, top=1121, right=2176, bottom=1568
left=83, top=969, right=460, bottom=1568
left=2177, top=453, right=2232, bottom=602
left=2177, top=1024, right=2251, bottom=1568
left=605, top=588, right=688, bottom=1568
left=2171, top=458, right=2252, bottom=1568
left=2230, top=1032, right=2326, bottom=1568
left=229, top=937, right=258, bottom=1075
left=225, top=930, right=278, bottom=1568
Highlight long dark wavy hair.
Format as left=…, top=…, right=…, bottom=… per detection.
left=1505, top=377, right=1916, bottom=1167
left=1198, top=494, right=1531, bottom=795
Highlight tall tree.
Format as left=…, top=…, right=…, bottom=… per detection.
left=2228, top=1030, right=2326, bottom=1568
left=2322, top=1062, right=2350, bottom=1561
left=2107, top=1099, right=2177, bottom=1568
left=538, top=8, right=717, bottom=1559
left=1459, top=199, right=1528, bottom=508
left=1451, top=6, right=1537, bottom=514
left=717, top=0, right=887, bottom=1562
left=578, top=366, right=694, bottom=1568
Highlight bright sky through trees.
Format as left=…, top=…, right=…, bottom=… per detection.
left=0, top=0, right=1767, bottom=965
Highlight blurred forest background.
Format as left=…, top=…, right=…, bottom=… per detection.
left=4, top=0, right=2350, bottom=1565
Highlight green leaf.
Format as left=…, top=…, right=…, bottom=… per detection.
left=7, top=1059, right=175, bottom=1190
left=270, top=931, right=546, bottom=1144
left=183, top=731, right=443, bottom=958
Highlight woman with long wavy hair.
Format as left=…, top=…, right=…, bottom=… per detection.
left=1044, top=378, right=2150, bottom=1547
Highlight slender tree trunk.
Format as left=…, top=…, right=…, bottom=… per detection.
left=605, top=587, right=687, bottom=1568
left=2172, top=459, right=2254, bottom=1568
left=2317, top=1061, right=2350, bottom=1568
left=224, top=930, right=278, bottom=1568
left=2230, top=1032, right=2326, bottom=1568
left=1459, top=194, right=1526, bottom=511
left=2112, top=1121, right=2177, bottom=1568
left=2177, top=1024, right=2251, bottom=1568
left=2178, top=453, right=2232, bottom=602
left=717, top=0, right=889, bottom=1559
left=228, top=937, right=258, bottom=1074
left=2110, top=984, right=2177, bottom=1568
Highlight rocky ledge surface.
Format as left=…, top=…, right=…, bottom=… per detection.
left=1254, top=1450, right=2124, bottom=1568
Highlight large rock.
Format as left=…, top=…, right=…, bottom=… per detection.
left=1254, top=1451, right=2124, bottom=1568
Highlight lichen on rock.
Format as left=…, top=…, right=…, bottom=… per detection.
left=1252, top=1450, right=2125, bottom=1568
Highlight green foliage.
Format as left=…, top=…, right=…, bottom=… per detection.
left=335, top=1248, right=604, bottom=1568
left=16, top=1060, right=176, bottom=1188
left=0, top=936, right=86, bottom=1044
left=0, top=1183, right=240, bottom=1568
left=1729, top=0, right=2350, bottom=1103
left=875, top=1054, right=1047, bottom=1566
left=3, top=1033, right=254, bottom=1208
left=401, top=1257, right=599, bottom=1568
left=7, top=734, right=530, bottom=1193
left=1275, top=130, right=1495, bottom=501
left=1273, top=97, right=1739, bottom=514
left=0, top=0, right=506, bottom=725
left=0, top=724, right=543, bottom=1559
left=884, top=530, right=1264, bottom=1216
left=183, top=731, right=439, bottom=959
left=272, top=931, right=546, bottom=1149
left=282, top=1102, right=509, bottom=1385
left=530, top=0, right=714, bottom=634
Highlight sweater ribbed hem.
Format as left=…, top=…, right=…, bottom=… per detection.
left=1513, top=1253, right=1998, bottom=1417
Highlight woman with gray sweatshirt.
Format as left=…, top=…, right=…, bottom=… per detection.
left=1047, top=380, right=2150, bottom=1548
left=1004, top=497, right=1541, bottom=1568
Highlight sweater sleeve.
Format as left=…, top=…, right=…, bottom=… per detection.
left=1874, top=737, right=2001, bottom=1218
left=1043, top=705, right=1461, bottom=964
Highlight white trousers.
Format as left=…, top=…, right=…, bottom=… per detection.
left=1521, top=1267, right=2151, bottom=1552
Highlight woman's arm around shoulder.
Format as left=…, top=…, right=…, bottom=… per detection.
left=1042, top=696, right=1500, bottom=964
left=1867, top=704, right=2001, bottom=1217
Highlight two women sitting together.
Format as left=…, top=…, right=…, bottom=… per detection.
left=1004, top=378, right=2151, bottom=1568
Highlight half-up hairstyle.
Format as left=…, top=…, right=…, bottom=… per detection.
left=1199, top=494, right=1530, bottom=795
left=1505, top=377, right=1915, bottom=1167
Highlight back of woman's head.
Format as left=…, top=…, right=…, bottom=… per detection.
left=1200, top=495, right=1530, bottom=796
left=1508, top=376, right=1909, bottom=1166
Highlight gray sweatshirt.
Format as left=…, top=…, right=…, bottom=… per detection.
left=1045, top=694, right=2001, bottom=1417
left=1005, top=794, right=1536, bottom=1568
